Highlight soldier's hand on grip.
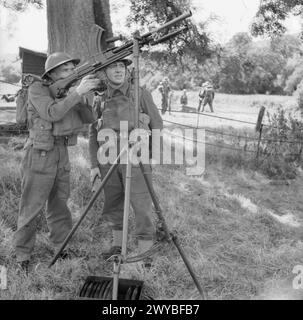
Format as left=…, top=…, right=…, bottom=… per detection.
left=76, top=75, right=100, bottom=96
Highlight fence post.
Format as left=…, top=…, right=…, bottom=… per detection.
left=256, top=124, right=263, bottom=166
left=255, top=106, right=266, bottom=167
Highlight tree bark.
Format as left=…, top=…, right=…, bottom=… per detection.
left=46, top=0, right=113, bottom=62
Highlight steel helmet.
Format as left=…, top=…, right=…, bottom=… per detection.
left=106, top=58, right=132, bottom=68
left=105, top=48, right=132, bottom=67
left=119, top=58, right=132, bottom=66
left=42, top=52, right=80, bottom=79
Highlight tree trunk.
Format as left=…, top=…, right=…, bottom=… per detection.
left=46, top=0, right=113, bottom=62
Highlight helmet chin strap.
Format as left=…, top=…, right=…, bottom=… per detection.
left=107, top=81, right=124, bottom=89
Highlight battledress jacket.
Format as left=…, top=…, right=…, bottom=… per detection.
left=27, top=81, right=92, bottom=150
left=88, top=81, right=163, bottom=169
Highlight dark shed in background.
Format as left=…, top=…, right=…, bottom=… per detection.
left=19, top=47, right=47, bottom=77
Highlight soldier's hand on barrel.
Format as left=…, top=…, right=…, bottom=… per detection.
left=76, top=75, right=100, bottom=96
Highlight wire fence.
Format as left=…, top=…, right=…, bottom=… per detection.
left=163, top=129, right=257, bottom=153
left=0, top=88, right=302, bottom=158
left=163, top=119, right=303, bottom=144
left=164, top=127, right=302, bottom=158
left=159, top=108, right=264, bottom=126
left=161, top=108, right=303, bottom=158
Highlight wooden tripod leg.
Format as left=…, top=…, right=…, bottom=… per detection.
left=138, top=162, right=207, bottom=300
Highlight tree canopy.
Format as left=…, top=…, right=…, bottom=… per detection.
left=128, top=0, right=216, bottom=64
left=0, top=0, right=43, bottom=11
left=251, top=0, right=303, bottom=37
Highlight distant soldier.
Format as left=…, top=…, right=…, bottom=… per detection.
left=1, top=94, right=16, bottom=103
left=180, top=89, right=188, bottom=111
left=158, top=77, right=171, bottom=114
left=198, top=81, right=215, bottom=113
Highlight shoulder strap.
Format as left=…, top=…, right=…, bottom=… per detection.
left=92, top=91, right=106, bottom=119
left=128, top=84, right=144, bottom=113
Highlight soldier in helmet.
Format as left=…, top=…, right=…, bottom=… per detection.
left=14, top=52, right=99, bottom=273
left=198, top=81, right=215, bottom=113
left=180, top=89, right=188, bottom=111
left=88, top=57, right=163, bottom=266
left=158, top=77, right=171, bottom=114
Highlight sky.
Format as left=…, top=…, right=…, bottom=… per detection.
left=0, top=0, right=301, bottom=57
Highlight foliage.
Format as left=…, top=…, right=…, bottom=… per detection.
left=295, top=79, right=303, bottom=111
left=0, top=0, right=43, bottom=11
left=251, top=0, right=303, bottom=37
left=258, top=108, right=303, bottom=179
left=284, top=58, right=303, bottom=93
left=218, top=33, right=286, bottom=94
left=128, top=0, right=216, bottom=64
left=0, top=65, right=21, bottom=84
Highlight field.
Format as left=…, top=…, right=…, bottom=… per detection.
left=1, top=90, right=303, bottom=300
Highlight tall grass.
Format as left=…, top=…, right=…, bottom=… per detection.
left=1, top=135, right=303, bottom=300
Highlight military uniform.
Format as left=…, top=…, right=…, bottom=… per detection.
left=158, top=80, right=171, bottom=114
left=180, top=90, right=188, bottom=110
left=14, top=80, right=93, bottom=262
left=89, top=80, right=163, bottom=242
left=198, top=83, right=215, bottom=113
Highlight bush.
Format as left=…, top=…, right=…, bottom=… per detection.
left=295, top=79, right=303, bottom=114
left=258, top=108, right=303, bottom=179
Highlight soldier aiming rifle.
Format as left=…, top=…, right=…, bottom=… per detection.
left=14, top=52, right=98, bottom=273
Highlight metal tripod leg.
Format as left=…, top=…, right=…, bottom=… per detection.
left=138, top=162, right=207, bottom=300
left=48, top=146, right=128, bottom=268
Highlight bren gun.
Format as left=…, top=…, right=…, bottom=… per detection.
left=48, top=11, right=192, bottom=98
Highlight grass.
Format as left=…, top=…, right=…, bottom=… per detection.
left=1, top=134, right=303, bottom=300
left=1, top=92, right=303, bottom=300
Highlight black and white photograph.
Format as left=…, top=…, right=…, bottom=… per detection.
left=1, top=0, right=303, bottom=306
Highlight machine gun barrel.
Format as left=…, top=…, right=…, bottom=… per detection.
left=49, top=10, right=192, bottom=98
left=149, top=26, right=189, bottom=45
left=111, top=11, right=192, bottom=55
left=143, top=10, right=192, bottom=38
